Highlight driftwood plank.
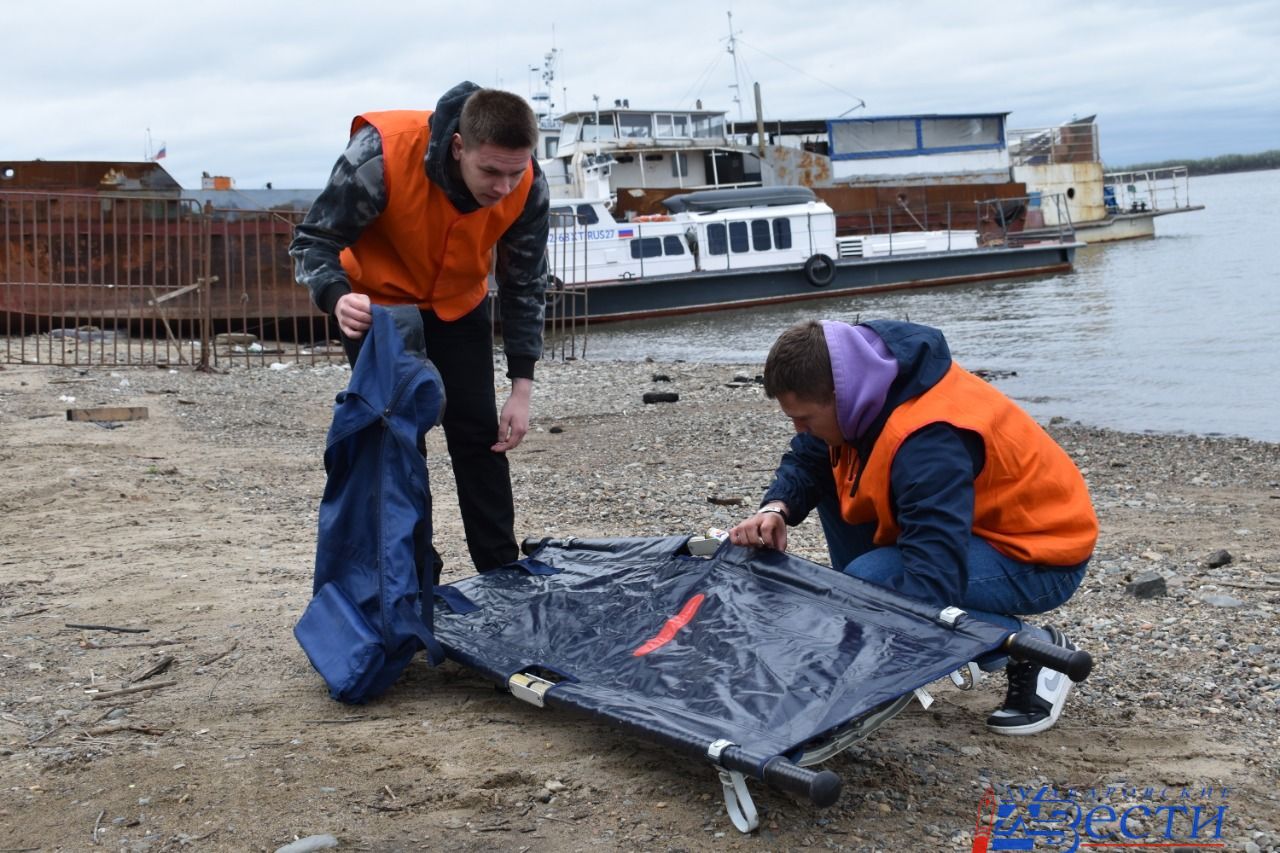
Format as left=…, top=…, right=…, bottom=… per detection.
left=66, top=406, right=149, bottom=423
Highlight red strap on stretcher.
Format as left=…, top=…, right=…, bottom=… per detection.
left=632, top=593, right=706, bottom=657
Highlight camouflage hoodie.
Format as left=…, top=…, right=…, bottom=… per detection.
left=290, top=81, right=549, bottom=380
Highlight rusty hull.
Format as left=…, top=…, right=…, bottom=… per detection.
left=613, top=182, right=1029, bottom=234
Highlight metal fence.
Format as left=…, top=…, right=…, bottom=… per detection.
left=1, top=190, right=587, bottom=368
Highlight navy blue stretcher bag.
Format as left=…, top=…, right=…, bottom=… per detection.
left=294, top=305, right=446, bottom=703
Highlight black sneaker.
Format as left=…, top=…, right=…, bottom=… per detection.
left=985, top=626, right=1075, bottom=735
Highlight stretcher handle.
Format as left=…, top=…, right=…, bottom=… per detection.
left=1005, top=633, right=1093, bottom=682
left=758, top=755, right=842, bottom=807
left=713, top=743, right=841, bottom=806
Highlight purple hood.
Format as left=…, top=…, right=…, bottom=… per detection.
left=821, top=321, right=899, bottom=442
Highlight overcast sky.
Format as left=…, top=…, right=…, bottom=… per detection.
left=4, top=0, right=1276, bottom=189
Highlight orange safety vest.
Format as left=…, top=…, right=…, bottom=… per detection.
left=831, top=363, right=1098, bottom=566
left=338, top=110, right=534, bottom=321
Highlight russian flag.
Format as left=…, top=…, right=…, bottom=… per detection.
left=154, top=144, right=167, bottom=160
left=618, top=227, right=634, bottom=238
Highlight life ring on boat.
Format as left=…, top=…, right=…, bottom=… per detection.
left=803, top=253, right=836, bottom=287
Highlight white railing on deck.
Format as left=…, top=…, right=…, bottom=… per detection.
left=1008, top=122, right=1101, bottom=167
left=1103, top=166, right=1197, bottom=213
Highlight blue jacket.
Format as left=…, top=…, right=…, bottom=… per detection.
left=762, top=320, right=986, bottom=606
left=295, top=305, right=446, bottom=703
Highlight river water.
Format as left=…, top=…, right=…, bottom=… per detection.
left=582, top=170, right=1280, bottom=442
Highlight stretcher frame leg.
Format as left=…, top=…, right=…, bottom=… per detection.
left=709, top=739, right=760, bottom=833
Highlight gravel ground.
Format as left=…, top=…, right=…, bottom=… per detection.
left=1, top=353, right=1277, bottom=852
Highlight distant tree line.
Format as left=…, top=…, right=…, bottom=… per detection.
left=1115, top=150, right=1280, bottom=176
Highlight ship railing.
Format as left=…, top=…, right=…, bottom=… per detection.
left=974, top=192, right=1077, bottom=247
left=1007, top=122, right=1100, bottom=166
left=833, top=193, right=1076, bottom=252
left=1103, top=166, right=1196, bottom=213
left=3, top=189, right=580, bottom=369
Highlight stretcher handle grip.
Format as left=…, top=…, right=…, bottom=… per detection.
left=760, top=756, right=843, bottom=808
left=1005, top=633, right=1093, bottom=682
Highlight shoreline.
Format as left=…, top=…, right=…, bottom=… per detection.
left=2, top=358, right=1277, bottom=851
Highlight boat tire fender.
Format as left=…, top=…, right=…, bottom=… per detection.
left=804, top=253, right=836, bottom=287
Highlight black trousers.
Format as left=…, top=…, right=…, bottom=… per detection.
left=341, top=300, right=518, bottom=576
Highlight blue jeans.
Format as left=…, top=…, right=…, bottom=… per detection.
left=818, top=495, right=1087, bottom=668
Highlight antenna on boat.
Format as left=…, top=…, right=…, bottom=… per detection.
left=530, top=28, right=561, bottom=130
left=723, top=10, right=745, bottom=120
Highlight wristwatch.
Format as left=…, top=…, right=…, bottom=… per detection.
left=755, top=505, right=789, bottom=523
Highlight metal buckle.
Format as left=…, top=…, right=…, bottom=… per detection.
left=508, top=672, right=555, bottom=708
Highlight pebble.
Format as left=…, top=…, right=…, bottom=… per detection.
left=274, top=835, right=339, bottom=853
left=1126, top=571, right=1167, bottom=599
left=6, top=357, right=1279, bottom=852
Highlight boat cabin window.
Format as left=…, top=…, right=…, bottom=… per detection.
left=549, top=206, right=576, bottom=228
left=921, top=117, right=1002, bottom=149
left=630, top=237, right=663, bottom=259
left=629, top=235, right=687, bottom=259
left=833, top=119, right=918, bottom=155
left=772, top=218, right=793, bottom=249
left=580, top=115, right=617, bottom=142
left=671, top=152, right=689, bottom=178
left=830, top=115, right=1006, bottom=159
left=655, top=113, right=690, bottom=138
left=708, top=218, right=793, bottom=255
left=751, top=219, right=772, bottom=251
left=708, top=223, right=727, bottom=255
left=692, top=115, right=725, bottom=139
left=549, top=205, right=600, bottom=226
left=706, top=222, right=750, bottom=254
left=618, top=113, right=652, bottom=139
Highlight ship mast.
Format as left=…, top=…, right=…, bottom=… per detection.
left=724, top=11, right=745, bottom=120
left=530, top=33, right=561, bottom=132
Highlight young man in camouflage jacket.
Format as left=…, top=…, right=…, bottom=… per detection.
left=291, top=81, right=550, bottom=577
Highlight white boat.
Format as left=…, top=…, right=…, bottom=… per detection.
left=542, top=186, right=1076, bottom=324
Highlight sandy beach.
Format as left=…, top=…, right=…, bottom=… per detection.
left=1, top=355, right=1277, bottom=852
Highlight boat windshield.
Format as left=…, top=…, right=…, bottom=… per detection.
left=618, top=113, right=652, bottom=139
left=580, top=115, right=617, bottom=142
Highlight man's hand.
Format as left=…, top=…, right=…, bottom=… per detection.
left=492, top=377, right=533, bottom=453
left=335, top=293, right=373, bottom=339
left=728, top=502, right=790, bottom=551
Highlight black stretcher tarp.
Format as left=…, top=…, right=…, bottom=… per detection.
left=433, top=535, right=1011, bottom=773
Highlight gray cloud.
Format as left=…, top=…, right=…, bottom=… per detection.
left=3, top=0, right=1275, bottom=188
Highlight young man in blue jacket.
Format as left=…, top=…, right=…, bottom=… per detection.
left=730, top=319, right=1098, bottom=735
